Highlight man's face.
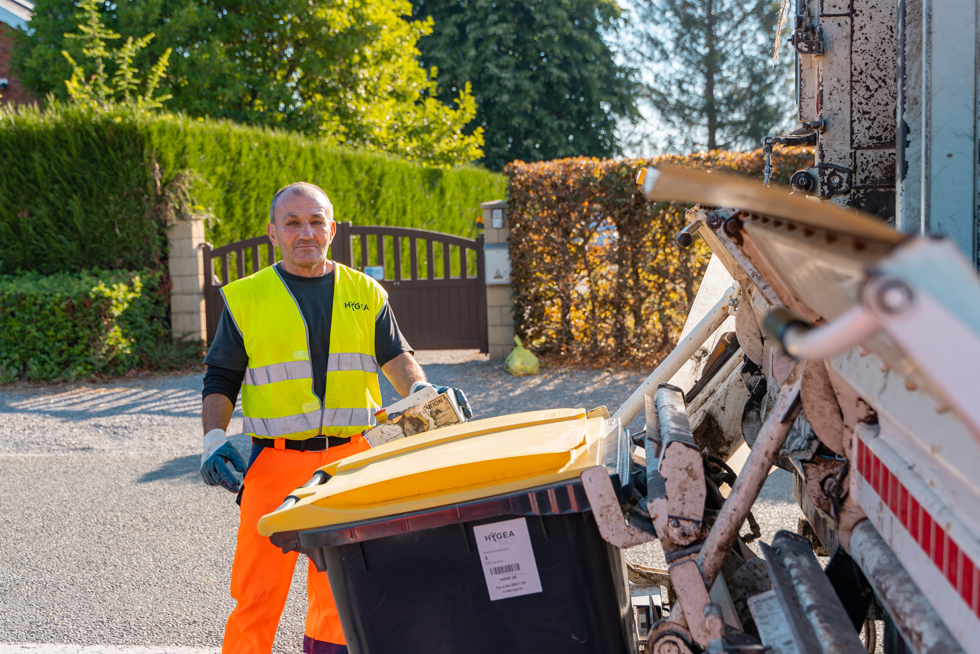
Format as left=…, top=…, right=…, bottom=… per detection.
left=267, top=189, right=337, bottom=271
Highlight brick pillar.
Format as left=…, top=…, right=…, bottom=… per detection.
left=0, top=23, right=35, bottom=107
left=167, top=215, right=207, bottom=341
left=480, top=200, right=515, bottom=361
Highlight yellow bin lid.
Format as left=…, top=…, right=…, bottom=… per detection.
left=257, top=408, right=609, bottom=537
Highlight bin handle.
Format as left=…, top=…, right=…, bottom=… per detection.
left=301, top=470, right=331, bottom=488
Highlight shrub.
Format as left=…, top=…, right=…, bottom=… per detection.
left=504, top=147, right=813, bottom=367
left=0, top=103, right=507, bottom=276
left=0, top=269, right=201, bottom=382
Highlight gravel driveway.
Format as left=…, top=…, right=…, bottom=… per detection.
left=0, top=350, right=800, bottom=651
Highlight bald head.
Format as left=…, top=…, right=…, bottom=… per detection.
left=270, top=182, right=334, bottom=224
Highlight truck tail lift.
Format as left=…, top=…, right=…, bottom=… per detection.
left=624, top=162, right=979, bottom=654
left=612, top=0, right=980, bottom=648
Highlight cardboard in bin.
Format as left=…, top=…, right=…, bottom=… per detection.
left=363, top=385, right=466, bottom=448
left=257, top=408, right=613, bottom=537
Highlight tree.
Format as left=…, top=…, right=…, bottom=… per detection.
left=631, top=0, right=792, bottom=152
left=60, top=0, right=171, bottom=110
left=14, top=0, right=483, bottom=166
left=411, top=0, right=638, bottom=170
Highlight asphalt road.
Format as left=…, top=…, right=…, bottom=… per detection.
left=0, top=352, right=801, bottom=651
left=0, top=454, right=254, bottom=650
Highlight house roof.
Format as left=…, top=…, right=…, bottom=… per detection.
left=0, top=0, right=33, bottom=31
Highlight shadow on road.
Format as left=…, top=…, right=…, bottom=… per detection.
left=138, top=454, right=199, bottom=483
left=1, top=385, right=213, bottom=419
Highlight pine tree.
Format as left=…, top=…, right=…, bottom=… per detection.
left=412, top=0, right=639, bottom=170
left=632, top=0, right=792, bottom=152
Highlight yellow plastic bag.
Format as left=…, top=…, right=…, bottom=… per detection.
left=504, top=336, right=539, bottom=376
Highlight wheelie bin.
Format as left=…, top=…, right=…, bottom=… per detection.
left=258, top=408, right=637, bottom=654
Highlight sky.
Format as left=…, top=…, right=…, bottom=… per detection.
left=607, top=0, right=797, bottom=159
left=609, top=0, right=667, bottom=158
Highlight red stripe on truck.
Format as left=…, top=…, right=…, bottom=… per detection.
left=856, top=438, right=978, bottom=619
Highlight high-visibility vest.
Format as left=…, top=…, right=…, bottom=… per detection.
left=221, top=263, right=385, bottom=440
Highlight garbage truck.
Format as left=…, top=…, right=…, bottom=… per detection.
left=257, top=0, right=980, bottom=651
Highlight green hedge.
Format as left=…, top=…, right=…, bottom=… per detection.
left=0, top=104, right=507, bottom=275
left=148, top=115, right=506, bottom=247
left=0, top=107, right=161, bottom=275
left=0, top=269, right=201, bottom=382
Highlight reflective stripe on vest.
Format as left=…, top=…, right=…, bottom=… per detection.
left=222, top=263, right=386, bottom=440
left=243, top=408, right=373, bottom=438
left=243, top=353, right=377, bottom=386
left=244, top=360, right=313, bottom=386
left=326, top=352, right=379, bottom=374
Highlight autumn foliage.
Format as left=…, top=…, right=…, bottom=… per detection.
left=504, top=147, right=812, bottom=367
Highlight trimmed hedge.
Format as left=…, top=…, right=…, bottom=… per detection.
left=147, top=114, right=506, bottom=247
left=0, top=269, right=201, bottom=382
left=0, top=104, right=507, bottom=276
left=0, top=107, right=162, bottom=275
left=504, top=147, right=813, bottom=367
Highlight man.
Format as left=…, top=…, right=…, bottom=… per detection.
left=200, top=182, right=468, bottom=654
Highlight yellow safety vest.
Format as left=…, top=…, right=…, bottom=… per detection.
left=221, top=263, right=385, bottom=440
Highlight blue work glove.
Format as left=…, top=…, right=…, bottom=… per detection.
left=201, top=428, right=247, bottom=493
left=411, top=381, right=474, bottom=420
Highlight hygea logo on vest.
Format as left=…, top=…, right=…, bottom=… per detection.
left=344, top=301, right=370, bottom=311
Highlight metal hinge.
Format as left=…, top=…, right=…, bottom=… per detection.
left=791, top=11, right=824, bottom=55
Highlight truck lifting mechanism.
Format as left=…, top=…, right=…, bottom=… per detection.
left=259, top=0, right=980, bottom=651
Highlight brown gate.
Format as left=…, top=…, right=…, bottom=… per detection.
left=202, top=223, right=488, bottom=353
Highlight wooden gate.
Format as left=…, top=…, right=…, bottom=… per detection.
left=202, top=223, right=488, bottom=353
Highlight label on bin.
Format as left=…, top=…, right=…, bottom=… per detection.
left=473, top=517, right=543, bottom=601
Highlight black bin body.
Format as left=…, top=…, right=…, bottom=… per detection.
left=310, top=487, right=634, bottom=654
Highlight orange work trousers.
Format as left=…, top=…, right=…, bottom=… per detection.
left=223, top=436, right=369, bottom=654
